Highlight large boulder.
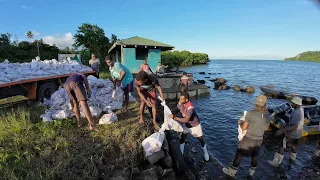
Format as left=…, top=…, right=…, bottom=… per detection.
left=161, top=168, right=176, bottom=180
left=233, top=85, right=241, bottom=91
left=140, top=167, right=158, bottom=180
left=218, top=84, right=230, bottom=90
left=215, top=78, right=227, bottom=84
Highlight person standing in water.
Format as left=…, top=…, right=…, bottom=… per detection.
left=170, top=92, right=210, bottom=161
left=89, top=53, right=100, bottom=78
left=223, top=95, right=270, bottom=178
left=64, top=73, right=97, bottom=131
left=267, top=96, right=304, bottom=167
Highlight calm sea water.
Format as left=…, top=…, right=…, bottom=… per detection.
left=179, top=60, right=320, bottom=179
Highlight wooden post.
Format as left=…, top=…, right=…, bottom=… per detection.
left=121, top=45, right=124, bottom=64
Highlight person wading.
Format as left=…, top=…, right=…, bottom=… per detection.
left=267, top=96, right=304, bottom=167
left=64, top=73, right=97, bottom=131
left=105, top=55, right=134, bottom=111
left=223, top=95, right=270, bottom=177
left=170, top=92, right=210, bottom=161
left=134, top=71, right=165, bottom=130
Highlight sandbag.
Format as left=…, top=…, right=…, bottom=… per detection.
left=99, top=110, right=118, bottom=124
left=112, top=86, right=124, bottom=102
left=142, top=132, right=165, bottom=157
left=238, top=111, right=247, bottom=141
left=89, top=106, right=102, bottom=117
left=158, top=97, right=183, bottom=132
left=52, top=110, right=70, bottom=120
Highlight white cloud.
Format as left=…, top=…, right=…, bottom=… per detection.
left=32, top=30, right=40, bottom=36
left=20, top=5, right=31, bottom=9
left=42, top=32, right=74, bottom=48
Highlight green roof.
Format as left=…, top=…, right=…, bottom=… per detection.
left=108, top=36, right=174, bottom=53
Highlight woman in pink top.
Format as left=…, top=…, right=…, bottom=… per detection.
left=140, top=60, right=153, bottom=74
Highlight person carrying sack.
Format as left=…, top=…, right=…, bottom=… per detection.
left=169, top=92, right=210, bottom=161
left=222, top=95, right=270, bottom=178
left=267, top=96, right=304, bottom=167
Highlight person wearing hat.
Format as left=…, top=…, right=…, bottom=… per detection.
left=223, top=95, right=270, bottom=178
left=267, top=96, right=304, bottom=167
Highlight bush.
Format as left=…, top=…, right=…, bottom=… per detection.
left=161, top=50, right=210, bottom=67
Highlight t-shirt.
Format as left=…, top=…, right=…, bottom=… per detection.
left=286, top=107, right=304, bottom=139
left=244, top=111, right=270, bottom=140
left=110, top=62, right=133, bottom=88
left=135, top=74, right=159, bottom=92
left=177, top=101, right=200, bottom=128
left=64, top=73, right=85, bottom=86
left=180, top=75, right=190, bottom=86
left=140, top=64, right=150, bottom=71
left=89, top=58, right=100, bottom=72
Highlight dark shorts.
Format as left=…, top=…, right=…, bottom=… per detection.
left=141, top=89, right=157, bottom=106
left=237, top=136, right=263, bottom=157
left=122, top=81, right=134, bottom=95
left=65, top=81, right=87, bottom=106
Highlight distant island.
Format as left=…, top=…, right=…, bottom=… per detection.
left=284, top=51, right=320, bottom=62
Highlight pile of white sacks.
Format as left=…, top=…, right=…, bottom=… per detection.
left=40, top=75, right=131, bottom=123
left=0, top=58, right=92, bottom=84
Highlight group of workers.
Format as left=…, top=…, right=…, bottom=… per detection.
left=63, top=54, right=319, bottom=178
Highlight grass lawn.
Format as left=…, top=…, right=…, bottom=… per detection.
left=0, top=71, right=153, bottom=180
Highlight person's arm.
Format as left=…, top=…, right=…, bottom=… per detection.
left=82, top=75, right=91, bottom=98
left=156, top=85, right=165, bottom=101
left=172, top=114, right=190, bottom=123
left=239, top=121, right=249, bottom=130
left=148, top=65, right=154, bottom=74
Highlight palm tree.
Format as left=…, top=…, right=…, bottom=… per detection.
left=26, top=31, right=34, bottom=42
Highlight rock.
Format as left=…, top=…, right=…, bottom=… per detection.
left=215, top=78, right=227, bottom=84
left=208, top=73, right=212, bottom=75
left=244, top=86, right=255, bottom=93
left=197, top=80, right=205, bottom=84
left=110, top=167, right=131, bottom=180
left=191, top=147, right=197, bottom=153
left=162, top=168, right=176, bottom=180
left=132, top=167, right=140, bottom=177
left=145, top=164, right=163, bottom=177
left=204, top=77, right=210, bottom=78
left=162, top=138, right=169, bottom=152
left=146, top=149, right=165, bottom=164
left=140, top=167, right=158, bottom=180
left=267, top=84, right=274, bottom=88
left=233, top=85, right=241, bottom=91
left=183, top=171, right=196, bottom=180
left=209, top=79, right=215, bottom=82
left=199, top=72, right=205, bottom=75
left=214, top=81, right=224, bottom=89
left=218, top=84, right=230, bottom=90
left=159, top=153, right=173, bottom=168
left=193, top=81, right=198, bottom=84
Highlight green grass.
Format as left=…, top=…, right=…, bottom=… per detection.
left=0, top=102, right=152, bottom=180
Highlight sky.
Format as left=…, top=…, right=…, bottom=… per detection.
left=0, top=0, right=319, bottom=60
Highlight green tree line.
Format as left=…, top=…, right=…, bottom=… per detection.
left=284, top=51, right=320, bottom=62
left=161, top=50, right=210, bottom=67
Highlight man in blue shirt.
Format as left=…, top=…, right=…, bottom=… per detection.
left=105, top=55, right=134, bottom=110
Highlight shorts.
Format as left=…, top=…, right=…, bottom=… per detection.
left=141, top=89, right=157, bottom=106
left=122, top=80, right=134, bottom=95
left=65, top=81, right=87, bottom=106
left=237, top=136, right=263, bottom=157
left=182, top=123, right=203, bottom=138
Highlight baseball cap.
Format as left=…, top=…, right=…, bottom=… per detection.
left=255, top=95, right=267, bottom=107
left=291, top=96, right=302, bottom=105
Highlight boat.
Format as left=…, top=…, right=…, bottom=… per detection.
left=268, top=103, right=320, bottom=137
left=260, top=86, right=318, bottom=105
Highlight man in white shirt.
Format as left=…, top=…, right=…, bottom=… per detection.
left=268, top=96, right=304, bottom=167
left=89, top=54, right=100, bottom=78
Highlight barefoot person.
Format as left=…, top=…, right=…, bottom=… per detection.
left=223, top=95, right=270, bottom=178
left=267, top=96, right=304, bottom=167
left=135, top=71, right=164, bottom=129
left=64, top=73, right=96, bottom=131
left=169, top=92, right=210, bottom=161
left=105, top=55, right=133, bottom=110
left=179, top=72, right=191, bottom=92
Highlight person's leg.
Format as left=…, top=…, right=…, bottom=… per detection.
left=79, top=100, right=96, bottom=130
left=122, top=84, right=129, bottom=111
left=249, top=143, right=261, bottom=177
left=196, top=136, right=206, bottom=147
left=149, top=90, right=159, bottom=128
left=72, top=100, right=81, bottom=127
left=180, top=133, right=188, bottom=154
left=268, top=137, right=285, bottom=167
left=290, top=139, right=298, bottom=161
left=139, top=91, right=148, bottom=124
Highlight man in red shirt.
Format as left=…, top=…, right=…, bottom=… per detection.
left=170, top=92, right=209, bottom=161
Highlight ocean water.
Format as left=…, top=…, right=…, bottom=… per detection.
left=178, top=60, right=320, bottom=179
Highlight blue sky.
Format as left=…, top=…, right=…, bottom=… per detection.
left=0, top=0, right=319, bottom=59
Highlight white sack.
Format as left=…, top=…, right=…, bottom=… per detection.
left=89, top=106, right=102, bottom=117
left=238, top=111, right=247, bottom=141
left=142, top=132, right=165, bottom=157
left=99, top=110, right=118, bottom=125
left=112, top=86, right=124, bottom=102
left=158, top=97, right=183, bottom=132
left=52, top=110, right=70, bottom=120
